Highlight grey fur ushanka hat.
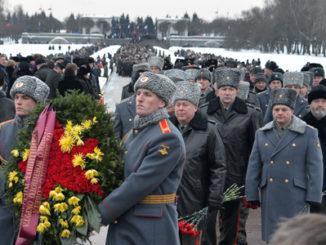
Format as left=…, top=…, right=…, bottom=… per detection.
left=10, top=75, right=50, bottom=103
left=172, top=81, right=201, bottom=106
left=134, top=71, right=176, bottom=105
left=148, top=56, right=164, bottom=70
left=271, top=88, right=297, bottom=109
left=283, top=72, right=305, bottom=87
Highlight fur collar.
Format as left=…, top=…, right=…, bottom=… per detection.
left=170, top=111, right=208, bottom=131
left=261, top=116, right=307, bottom=134
left=207, top=97, right=248, bottom=115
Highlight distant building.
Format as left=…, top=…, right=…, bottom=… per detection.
left=156, top=17, right=189, bottom=40
left=21, top=32, right=104, bottom=44
left=80, top=16, right=119, bottom=36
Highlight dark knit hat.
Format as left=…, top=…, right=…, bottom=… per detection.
left=308, top=85, right=326, bottom=104
left=195, top=68, right=211, bottom=82
left=214, top=68, right=241, bottom=89
left=271, top=88, right=297, bottom=109
left=172, top=81, right=201, bottom=106
left=269, top=72, right=283, bottom=84
left=134, top=72, right=176, bottom=106
left=10, top=75, right=50, bottom=103
left=311, top=67, right=325, bottom=78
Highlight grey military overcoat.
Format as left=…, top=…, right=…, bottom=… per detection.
left=245, top=116, right=323, bottom=242
left=99, top=118, right=186, bottom=245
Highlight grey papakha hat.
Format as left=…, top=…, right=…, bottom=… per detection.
left=283, top=72, right=305, bottom=87
left=271, top=88, right=297, bottom=109
left=148, top=56, right=164, bottom=70
left=164, top=69, right=187, bottom=83
left=132, top=63, right=150, bottom=73
left=172, top=81, right=201, bottom=106
left=10, top=75, right=50, bottom=103
left=237, top=81, right=250, bottom=101
left=214, top=67, right=241, bottom=88
left=185, top=68, right=200, bottom=82
left=134, top=71, right=176, bottom=106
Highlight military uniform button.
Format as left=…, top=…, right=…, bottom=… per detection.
left=269, top=178, right=273, bottom=182
left=270, top=160, right=274, bottom=164
left=114, top=220, right=118, bottom=224
left=284, top=178, right=289, bottom=183
left=265, top=143, right=269, bottom=147
left=292, top=143, right=296, bottom=147
left=129, top=118, right=132, bottom=122
left=286, top=161, right=290, bottom=165
left=134, top=129, right=138, bottom=134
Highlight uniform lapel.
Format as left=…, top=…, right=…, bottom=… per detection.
left=271, top=130, right=298, bottom=158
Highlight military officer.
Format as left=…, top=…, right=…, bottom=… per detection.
left=245, top=88, right=323, bottom=242
left=263, top=72, right=309, bottom=124
left=99, top=72, right=186, bottom=245
left=195, top=68, right=214, bottom=106
left=0, top=76, right=49, bottom=245
left=257, top=72, right=283, bottom=117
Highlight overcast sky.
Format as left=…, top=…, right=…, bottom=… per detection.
left=5, top=0, right=265, bottom=21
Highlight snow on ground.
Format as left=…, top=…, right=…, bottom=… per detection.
left=91, top=45, right=121, bottom=61
left=167, top=46, right=326, bottom=72
left=0, top=44, right=92, bottom=57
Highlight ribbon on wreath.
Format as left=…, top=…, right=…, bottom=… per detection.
left=16, top=105, right=56, bottom=245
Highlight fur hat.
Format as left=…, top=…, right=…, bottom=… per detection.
left=255, top=73, right=267, bottom=83
left=132, top=63, right=150, bottom=73
left=311, top=67, right=325, bottom=78
left=303, top=71, right=313, bottom=87
left=172, top=81, right=201, bottom=106
left=283, top=72, right=305, bottom=87
left=237, top=81, right=250, bottom=100
left=148, top=56, right=164, bottom=70
left=164, top=69, right=187, bottom=83
left=10, top=75, right=50, bottom=103
left=265, top=60, right=278, bottom=71
left=134, top=72, right=176, bottom=106
left=308, top=85, right=326, bottom=104
left=271, top=88, right=297, bottom=109
left=214, top=68, right=241, bottom=89
left=195, top=68, right=211, bottom=82
left=185, top=69, right=199, bottom=82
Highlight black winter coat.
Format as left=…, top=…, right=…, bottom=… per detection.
left=171, top=112, right=227, bottom=216
left=58, top=75, right=86, bottom=96
left=0, top=90, right=15, bottom=123
left=302, top=112, right=326, bottom=190
left=201, top=97, right=262, bottom=188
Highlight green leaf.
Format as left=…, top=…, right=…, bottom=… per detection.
left=76, top=213, right=88, bottom=236
left=85, top=196, right=102, bottom=233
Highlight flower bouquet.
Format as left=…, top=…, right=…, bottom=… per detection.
left=2, top=92, right=123, bottom=244
left=178, top=184, right=243, bottom=238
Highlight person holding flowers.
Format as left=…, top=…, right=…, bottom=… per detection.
left=0, top=75, right=50, bottom=244
left=98, top=72, right=186, bottom=245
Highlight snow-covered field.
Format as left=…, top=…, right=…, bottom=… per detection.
left=1, top=43, right=326, bottom=72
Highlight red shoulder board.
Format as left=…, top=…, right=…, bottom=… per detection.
left=0, top=119, right=14, bottom=128
left=159, top=119, right=171, bottom=134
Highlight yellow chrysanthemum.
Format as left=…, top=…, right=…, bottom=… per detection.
left=71, top=206, right=81, bottom=215
left=55, top=186, right=63, bottom=193
left=65, top=120, right=73, bottom=133
left=22, top=149, right=30, bottom=161
left=72, top=153, right=86, bottom=169
left=92, top=117, right=97, bottom=124
left=40, top=216, right=48, bottom=223
left=39, top=204, right=51, bottom=216
left=81, top=120, right=92, bottom=130
left=42, top=202, right=50, bottom=210
left=8, top=171, right=19, bottom=183
left=90, top=178, right=99, bottom=185
left=59, top=219, right=69, bottom=229
left=84, top=169, right=99, bottom=180
left=76, top=138, right=84, bottom=146
left=60, top=229, right=71, bottom=238
left=13, top=191, right=23, bottom=205
left=36, top=223, right=47, bottom=233
left=54, top=203, right=69, bottom=213
left=53, top=192, right=65, bottom=202
left=93, top=147, right=104, bottom=162
left=10, top=149, right=19, bottom=158
left=68, top=196, right=80, bottom=206
left=70, top=215, right=85, bottom=227
left=43, top=220, right=51, bottom=229
left=59, top=135, right=74, bottom=153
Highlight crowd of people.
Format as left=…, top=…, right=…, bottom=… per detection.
left=0, top=43, right=325, bottom=245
